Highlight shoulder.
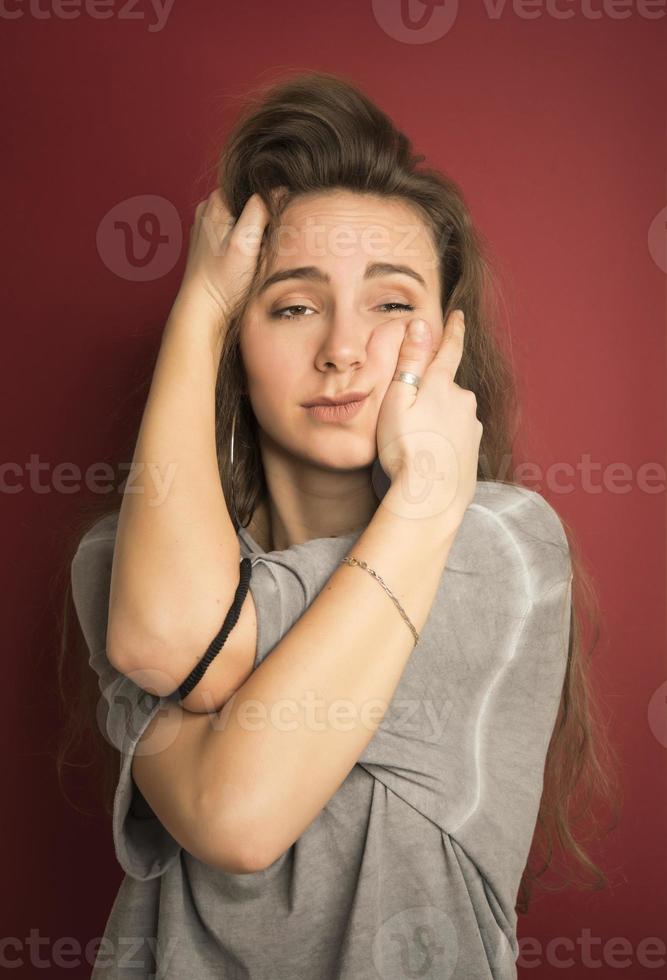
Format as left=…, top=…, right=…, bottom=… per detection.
left=70, top=511, right=121, bottom=610
left=73, top=510, right=120, bottom=556
left=453, top=480, right=572, bottom=600
left=70, top=512, right=123, bottom=653
left=469, top=480, right=569, bottom=547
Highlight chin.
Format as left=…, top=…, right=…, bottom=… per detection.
left=297, top=434, right=378, bottom=473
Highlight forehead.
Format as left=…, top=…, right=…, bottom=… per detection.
left=263, top=190, right=438, bottom=281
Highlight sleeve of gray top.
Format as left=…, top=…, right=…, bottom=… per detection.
left=445, top=489, right=574, bottom=917
left=70, top=515, right=317, bottom=882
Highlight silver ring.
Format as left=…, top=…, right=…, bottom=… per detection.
left=393, top=370, right=421, bottom=390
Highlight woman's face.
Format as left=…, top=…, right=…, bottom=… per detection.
left=240, top=190, right=443, bottom=475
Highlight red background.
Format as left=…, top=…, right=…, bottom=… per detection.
left=2, top=1, right=665, bottom=977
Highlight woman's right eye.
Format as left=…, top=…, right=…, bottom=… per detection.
left=270, top=305, right=315, bottom=320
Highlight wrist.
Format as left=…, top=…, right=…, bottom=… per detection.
left=380, top=479, right=463, bottom=543
left=166, top=286, right=228, bottom=363
left=171, top=283, right=227, bottom=328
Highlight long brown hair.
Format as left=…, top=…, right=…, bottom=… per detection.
left=54, top=68, right=622, bottom=915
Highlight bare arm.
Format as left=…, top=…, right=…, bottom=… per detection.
left=199, top=487, right=460, bottom=873
left=106, top=288, right=245, bottom=700
left=106, top=192, right=271, bottom=709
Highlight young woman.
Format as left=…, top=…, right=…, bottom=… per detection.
left=58, top=70, right=620, bottom=979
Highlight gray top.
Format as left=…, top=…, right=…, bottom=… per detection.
left=71, top=479, right=572, bottom=980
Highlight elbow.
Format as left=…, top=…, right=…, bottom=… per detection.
left=105, top=617, right=133, bottom=673
left=203, top=804, right=275, bottom=875
left=198, top=770, right=281, bottom=874
left=228, top=813, right=287, bottom=873
left=105, top=618, right=184, bottom=697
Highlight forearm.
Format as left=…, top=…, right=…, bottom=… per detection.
left=202, top=486, right=460, bottom=871
left=107, top=289, right=240, bottom=682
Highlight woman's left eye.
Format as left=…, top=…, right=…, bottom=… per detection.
left=270, top=302, right=414, bottom=320
left=378, top=302, right=414, bottom=314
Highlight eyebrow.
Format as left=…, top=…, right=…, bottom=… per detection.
left=257, top=261, right=427, bottom=295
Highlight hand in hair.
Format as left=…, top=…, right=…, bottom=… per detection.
left=177, top=188, right=271, bottom=325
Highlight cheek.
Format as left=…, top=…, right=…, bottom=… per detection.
left=241, top=319, right=283, bottom=381
left=241, top=333, right=299, bottom=407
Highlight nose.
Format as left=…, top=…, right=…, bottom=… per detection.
left=313, top=312, right=370, bottom=373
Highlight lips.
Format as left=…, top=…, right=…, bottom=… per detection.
left=304, top=396, right=369, bottom=423
left=302, top=391, right=369, bottom=408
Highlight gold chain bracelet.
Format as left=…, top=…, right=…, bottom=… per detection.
left=339, top=556, right=420, bottom=647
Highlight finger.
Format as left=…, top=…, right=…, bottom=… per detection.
left=195, top=191, right=252, bottom=261
left=191, top=193, right=228, bottom=251
left=226, top=193, right=269, bottom=246
left=429, top=309, right=465, bottom=382
left=390, top=318, right=436, bottom=400
left=220, top=193, right=272, bottom=279
left=207, top=187, right=232, bottom=219
left=203, top=190, right=235, bottom=241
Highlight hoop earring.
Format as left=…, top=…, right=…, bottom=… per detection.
left=229, top=406, right=242, bottom=532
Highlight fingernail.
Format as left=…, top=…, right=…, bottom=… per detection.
left=409, top=319, right=429, bottom=340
